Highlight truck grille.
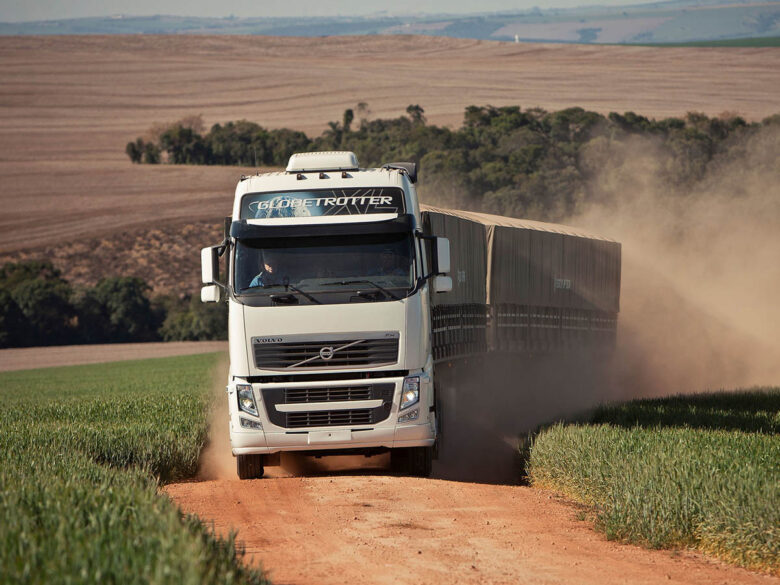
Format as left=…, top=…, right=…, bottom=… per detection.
left=287, top=409, right=372, bottom=428
left=254, top=337, right=399, bottom=370
left=262, top=383, right=395, bottom=429
left=285, top=386, right=372, bottom=403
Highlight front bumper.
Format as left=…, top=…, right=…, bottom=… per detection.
left=228, top=373, right=436, bottom=455
left=232, top=423, right=434, bottom=455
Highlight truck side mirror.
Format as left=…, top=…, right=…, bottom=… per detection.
left=435, top=237, right=450, bottom=274
left=201, top=285, right=221, bottom=303
left=433, top=275, right=452, bottom=293
left=201, top=246, right=225, bottom=303
left=201, top=246, right=219, bottom=285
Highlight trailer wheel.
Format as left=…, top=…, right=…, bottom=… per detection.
left=236, top=454, right=264, bottom=480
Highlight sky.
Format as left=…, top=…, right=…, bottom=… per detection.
left=0, top=0, right=668, bottom=22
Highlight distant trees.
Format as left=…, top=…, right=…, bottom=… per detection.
left=342, top=108, right=354, bottom=134
left=125, top=104, right=771, bottom=222
left=78, top=277, right=161, bottom=343
left=0, top=289, right=25, bottom=347
left=0, top=261, right=226, bottom=348
left=12, top=278, right=76, bottom=346
left=126, top=117, right=312, bottom=166
left=406, top=104, right=426, bottom=125
left=0, top=262, right=76, bottom=346
left=158, top=295, right=228, bottom=342
left=126, top=137, right=161, bottom=164
left=160, top=125, right=208, bottom=165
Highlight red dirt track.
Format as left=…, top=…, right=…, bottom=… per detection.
left=166, top=473, right=777, bottom=585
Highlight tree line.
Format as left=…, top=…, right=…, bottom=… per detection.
left=0, top=261, right=226, bottom=348
left=127, top=104, right=779, bottom=222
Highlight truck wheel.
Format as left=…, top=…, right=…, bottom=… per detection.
left=433, top=390, right=442, bottom=460
left=236, top=454, right=264, bottom=479
left=390, top=447, right=432, bottom=477
left=390, top=448, right=409, bottom=474
left=408, top=446, right=433, bottom=477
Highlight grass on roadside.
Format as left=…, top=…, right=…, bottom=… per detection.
left=527, top=388, right=780, bottom=574
left=0, top=354, right=268, bottom=585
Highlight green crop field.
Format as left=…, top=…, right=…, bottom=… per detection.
left=0, top=354, right=268, bottom=585
left=527, top=389, right=780, bottom=574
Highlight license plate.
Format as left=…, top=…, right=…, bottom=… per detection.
left=308, top=430, right=352, bottom=444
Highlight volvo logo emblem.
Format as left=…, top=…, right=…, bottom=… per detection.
left=319, top=346, right=334, bottom=360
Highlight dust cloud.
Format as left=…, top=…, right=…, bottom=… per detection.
left=433, top=352, right=621, bottom=484
left=198, top=353, right=235, bottom=480
left=572, top=122, right=780, bottom=396
left=434, top=122, right=780, bottom=484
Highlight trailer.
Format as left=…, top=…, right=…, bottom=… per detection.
left=422, top=205, right=621, bottom=359
left=200, top=151, right=620, bottom=479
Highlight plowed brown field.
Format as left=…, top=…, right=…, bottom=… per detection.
left=0, top=341, right=227, bottom=371
left=1, top=35, right=778, bottom=254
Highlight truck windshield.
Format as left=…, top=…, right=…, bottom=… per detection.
left=234, top=232, right=416, bottom=302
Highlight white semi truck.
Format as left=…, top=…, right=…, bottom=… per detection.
left=201, top=151, right=452, bottom=478
left=201, top=151, right=621, bottom=480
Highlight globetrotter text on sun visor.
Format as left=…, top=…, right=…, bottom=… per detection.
left=241, top=188, right=405, bottom=219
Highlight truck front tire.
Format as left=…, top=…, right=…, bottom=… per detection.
left=236, top=454, right=265, bottom=479
left=390, top=447, right=433, bottom=477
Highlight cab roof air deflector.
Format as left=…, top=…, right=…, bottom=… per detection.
left=286, top=151, right=359, bottom=173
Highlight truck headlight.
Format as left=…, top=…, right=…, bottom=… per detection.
left=236, top=384, right=258, bottom=417
left=400, top=376, right=420, bottom=410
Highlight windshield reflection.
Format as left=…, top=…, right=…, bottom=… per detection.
left=234, top=233, right=416, bottom=301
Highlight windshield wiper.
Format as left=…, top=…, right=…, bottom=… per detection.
left=242, top=282, right=321, bottom=304
left=286, top=283, right=321, bottom=304
left=270, top=293, right=298, bottom=305
left=323, top=280, right=400, bottom=301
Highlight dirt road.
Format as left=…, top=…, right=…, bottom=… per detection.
left=166, top=471, right=776, bottom=585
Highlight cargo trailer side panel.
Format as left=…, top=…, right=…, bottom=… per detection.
left=423, top=211, right=487, bottom=306
left=421, top=204, right=620, bottom=355
left=422, top=210, right=489, bottom=359
left=489, top=226, right=531, bottom=306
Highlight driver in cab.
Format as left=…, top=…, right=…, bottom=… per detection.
left=249, top=252, right=281, bottom=288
